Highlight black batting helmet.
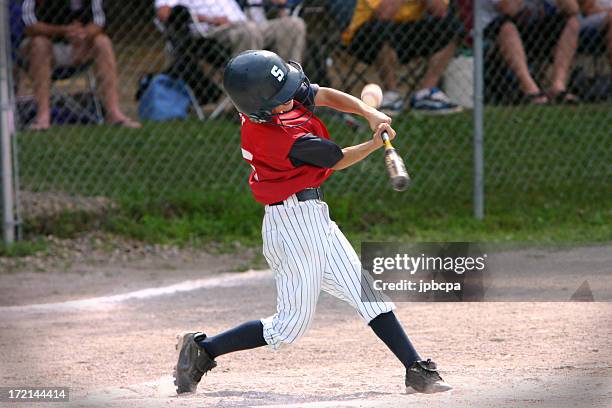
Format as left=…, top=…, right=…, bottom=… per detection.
left=223, top=50, right=308, bottom=123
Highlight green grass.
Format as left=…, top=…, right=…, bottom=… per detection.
left=0, top=238, right=48, bottom=258
left=12, top=104, right=612, bottom=252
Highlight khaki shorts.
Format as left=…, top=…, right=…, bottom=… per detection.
left=20, top=39, right=75, bottom=67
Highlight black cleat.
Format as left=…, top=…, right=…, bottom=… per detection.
left=405, top=359, right=453, bottom=394
left=173, top=332, right=217, bottom=394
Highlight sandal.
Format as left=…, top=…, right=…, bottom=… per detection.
left=548, top=90, right=579, bottom=105
left=27, top=121, right=50, bottom=131
left=524, top=91, right=550, bottom=106
left=109, top=118, right=142, bottom=129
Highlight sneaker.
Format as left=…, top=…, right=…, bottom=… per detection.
left=380, top=90, right=405, bottom=116
left=405, top=359, right=453, bottom=394
left=174, top=332, right=217, bottom=394
left=410, top=88, right=463, bottom=115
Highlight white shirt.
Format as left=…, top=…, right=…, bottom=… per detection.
left=480, top=0, right=558, bottom=29
left=155, top=0, right=247, bottom=33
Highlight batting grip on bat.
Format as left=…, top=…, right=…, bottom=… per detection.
left=360, top=84, right=411, bottom=192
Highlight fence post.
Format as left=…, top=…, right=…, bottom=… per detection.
left=0, top=0, right=16, bottom=244
left=472, top=0, right=485, bottom=220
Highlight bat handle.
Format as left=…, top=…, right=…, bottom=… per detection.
left=381, top=130, right=393, bottom=150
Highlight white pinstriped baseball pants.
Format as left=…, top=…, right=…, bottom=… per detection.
left=260, top=194, right=395, bottom=350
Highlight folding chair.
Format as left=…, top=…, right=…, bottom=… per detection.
left=154, top=6, right=232, bottom=120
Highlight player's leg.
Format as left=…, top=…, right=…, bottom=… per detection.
left=260, top=199, right=326, bottom=349
left=320, top=215, right=451, bottom=393
left=174, top=200, right=325, bottom=393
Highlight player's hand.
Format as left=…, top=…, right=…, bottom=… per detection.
left=365, top=109, right=392, bottom=132
left=373, top=122, right=396, bottom=148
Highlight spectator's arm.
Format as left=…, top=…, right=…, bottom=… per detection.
left=496, top=0, right=525, bottom=17
left=24, top=22, right=69, bottom=38
left=426, top=0, right=449, bottom=17
left=22, top=0, right=68, bottom=38
left=580, top=0, right=606, bottom=14
left=556, top=0, right=579, bottom=16
left=157, top=6, right=172, bottom=23
left=374, top=0, right=402, bottom=21
left=84, top=23, right=104, bottom=39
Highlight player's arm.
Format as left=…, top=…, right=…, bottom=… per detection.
left=332, top=123, right=396, bottom=170
left=314, top=87, right=391, bottom=131
left=288, top=122, right=395, bottom=171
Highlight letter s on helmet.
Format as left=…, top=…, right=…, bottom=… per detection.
left=223, top=50, right=306, bottom=123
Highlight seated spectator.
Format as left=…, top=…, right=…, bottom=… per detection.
left=579, top=0, right=612, bottom=65
left=482, top=0, right=580, bottom=104
left=21, top=0, right=140, bottom=130
left=342, top=0, right=464, bottom=115
left=155, top=0, right=306, bottom=62
left=297, top=0, right=358, bottom=85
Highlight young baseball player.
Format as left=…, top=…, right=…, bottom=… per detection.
left=174, top=50, right=452, bottom=396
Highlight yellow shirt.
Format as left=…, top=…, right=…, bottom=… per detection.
left=342, top=0, right=444, bottom=45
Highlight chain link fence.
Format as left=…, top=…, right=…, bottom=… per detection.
left=1, top=0, right=611, bottom=242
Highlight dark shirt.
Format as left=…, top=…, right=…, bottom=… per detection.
left=288, top=83, right=344, bottom=169
left=22, top=0, right=106, bottom=28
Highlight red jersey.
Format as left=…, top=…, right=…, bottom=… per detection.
left=240, top=106, right=334, bottom=204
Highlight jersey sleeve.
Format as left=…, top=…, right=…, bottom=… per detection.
left=22, top=0, right=38, bottom=25
left=289, top=134, right=343, bottom=169
left=91, top=0, right=106, bottom=27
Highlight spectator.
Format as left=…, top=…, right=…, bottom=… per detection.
left=579, top=0, right=612, bottom=65
left=21, top=0, right=140, bottom=130
left=155, top=0, right=306, bottom=62
left=297, top=0, right=358, bottom=85
left=343, top=0, right=464, bottom=115
left=482, top=0, right=580, bottom=104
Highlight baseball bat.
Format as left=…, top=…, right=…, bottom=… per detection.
left=360, top=85, right=411, bottom=192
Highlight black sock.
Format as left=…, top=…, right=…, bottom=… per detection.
left=369, top=311, right=421, bottom=369
left=198, top=320, right=267, bottom=359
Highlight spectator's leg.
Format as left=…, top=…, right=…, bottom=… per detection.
left=418, top=38, right=457, bottom=91
left=262, top=16, right=307, bottom=62
left=347, top=21, right=392, bottom=85
left=497, top=21, right=544, bottom=101
left=88, top=33, right=140, bottom=127
left=27, top=36, right=53, bottom=130
left=550, top=15, right=579, bottom=93
left=606, top=11, right=612, bottom=65
left=376, top=44, right=399, bottom=91
left=208, top=22, right=264, bottom=55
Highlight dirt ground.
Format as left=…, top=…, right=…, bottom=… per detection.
left=0, top=244, right=611, bottom=408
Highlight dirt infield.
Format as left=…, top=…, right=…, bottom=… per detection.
left=0, top=245, right=611, bottom=408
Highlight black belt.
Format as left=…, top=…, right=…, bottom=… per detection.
left=270, top=188, right=323, bottom=206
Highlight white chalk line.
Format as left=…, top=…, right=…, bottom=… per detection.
left=0, top=269, right=272, bottom=314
